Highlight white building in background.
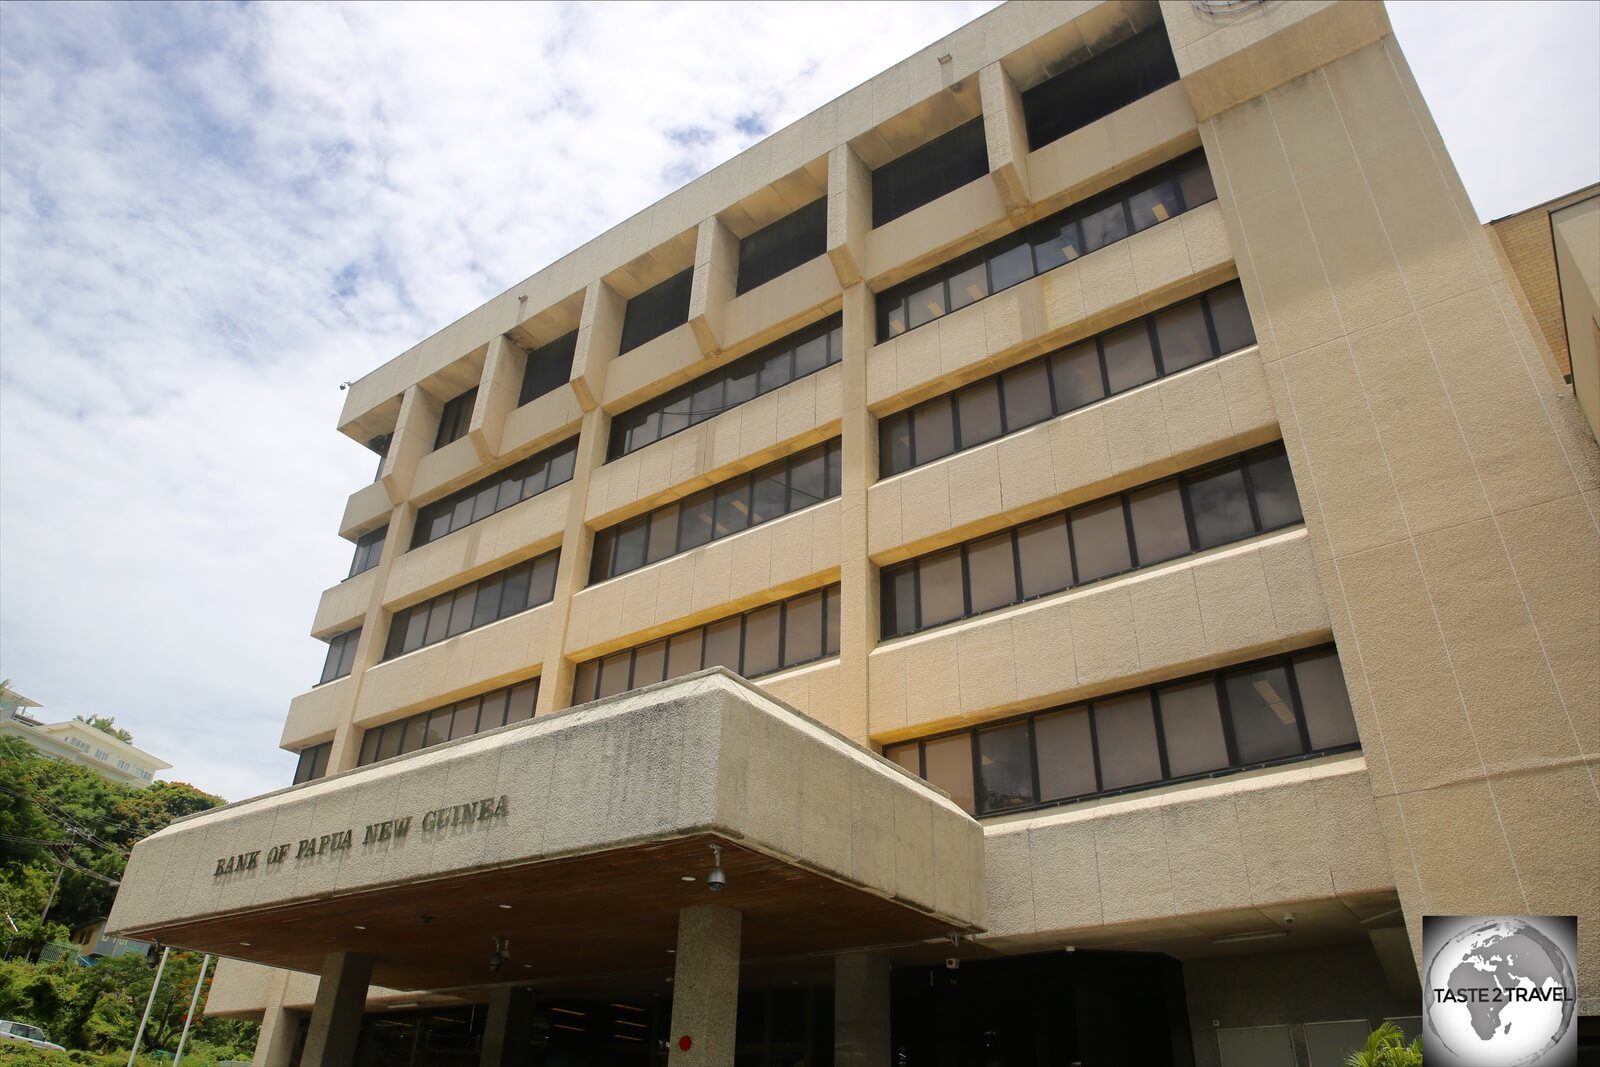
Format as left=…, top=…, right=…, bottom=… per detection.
left=1, top=690, right=170, bottom=788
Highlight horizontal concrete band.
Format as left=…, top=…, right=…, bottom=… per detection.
left=108, top=672, right=986, bottom=955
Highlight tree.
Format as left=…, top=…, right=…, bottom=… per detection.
left=77, top=715, right=133, bottom=744
left=1344, top=1022, right=1423, bottom=1067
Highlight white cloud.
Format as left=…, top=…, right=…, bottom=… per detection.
left=0, top=1, right=996, bottom=800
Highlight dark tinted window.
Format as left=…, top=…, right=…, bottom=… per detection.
left=875, top=150, right=1219, bottom=343
left=609, top=316, right=842, bottom=459
left=518, top=331, right=577, bottom=407
left=590, top=441, right=842, bottom=583
left=319, top=629, right=361, bottom=685
left=891, top=646, right=1355, bottom=815
left=737, top=198, right=827, bottom=294
left=878, top=282, right=1251, bottom=477
left=1021, top=25, right=1180, bottom=150
left=434, top=387, right=477, bottom=450
left=977, top=722, right=1036, bottom=812
left=880, top=444, right=1298, bottom=639
left=570, top=584, right=842, bottom=703
left=383, top=551, right=559, bottom=660
left=356, top=677, right=541, bottom=767
left=412, top=438, right=579, bottom=549
left=619, top=269, right=693, bottom=354
left=872, top=117, right=988, bottom=228
left=1224, top=665, right=1304, bottom=764
left=349, top=525, right=386, bottom=578
left=293, top=742, right=333, bottom=784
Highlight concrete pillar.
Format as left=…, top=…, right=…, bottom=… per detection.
left=833, top=951, right=890, bottom=1067
left=689, top=215, right=737, bottom=356
left=468, top=333, right=527, bottom=461
left=836, top=281, right=875, bottom=744
left=478, top=986, right=536, bottom=1067
left=667, top=904, right=742, bottom=1067
left=535, top=405, right=609, bottom=714
left=826, top=144, right=871, bottom=288
left=250, top=990, right=299, bottom=1067
left=979, top=60, right=1031, bottom=223
left=300, top=951, right=372, bottom=1067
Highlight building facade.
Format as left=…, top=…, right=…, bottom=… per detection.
left=1, top=698, right=170, bottom=788
left=107, top=2, right=1600, bottom=1065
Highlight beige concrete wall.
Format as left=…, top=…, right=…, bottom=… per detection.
left=381, top=487, right=568, bottom=609
left=868, top=346, right=1275, bottom=560
left=1553, top=196, right=1600, bottom=444
left=980, top=752, right=1389, bottom=943
left=1189, top=25, right=1600, bottom=1006
left=566, top=500, right=841, bottom=658
left=869, top=529, right=1327, bottom=741
left=864, top=201, right=1233, bottom=412
left=309, top=569, right=376, bottom=639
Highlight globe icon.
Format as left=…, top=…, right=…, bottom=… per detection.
left=1425, top=918, right=1576, bottom=1066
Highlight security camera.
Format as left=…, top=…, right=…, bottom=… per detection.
left=944, top=958, right=960, bottom=970
left=707, top=844, right=727, bottom=893
left=489, top=955, right=502, bottom=974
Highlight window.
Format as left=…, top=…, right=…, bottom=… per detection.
left=383, top=551, right=559, bottom=660
left=434, top=387, right=478, bottom=450
left=737, top=198, right=827, bottom=294
left=571, top=585, right=841, bottom=703
left=619, top=269, right=694, bottom=354
left=293, top=742, right=332, bottom=784
left=872, top=117, right=990, bottom=228
left=411, top=438, right=578, bottom=549
left=1021, top=25, right=1180, bottom=151
left=889, top=646, right=1358, bottom=815
left=355, top=678, right=540, bottom=768
left=607, top=315, right=842, bottom=460
left=879, top=443, right=1301, bottom=639
left=348, top=525, right=386, bottom=578
left=591, top=440, right=840, bottom=583
left=367, top=434, right=391, bottom=483
left=519, top=331, right=577, bottom=407
left=875, top=151, right=1218, bottom=342
left=877, top=282, right=1254, bottom=476
left=319, top=629, right=361, bottom=684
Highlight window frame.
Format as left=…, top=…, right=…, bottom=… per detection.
left=885, top=644, right=1358, bottom=817
left=383, top=551, right=560, bottom=661
left=874, top=150, right=1218, bottom=344
left=879, top=443, right=1301, bottom=639
left=411, top=438, right=579, bottom=550
left=353, top=676, right=542, bottom=768
left=433, top=387, right=479, bottom=451
left=878, top=281, right=1253, bottom=478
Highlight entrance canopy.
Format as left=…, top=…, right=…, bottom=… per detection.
left=106, top=670, right=985, bottom=991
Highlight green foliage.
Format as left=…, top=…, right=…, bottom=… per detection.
left=1344, top=1022, right=1423, bottom=1067
left=0, top=951, right=255, bottom=1060
left=1, top=738, right=222, bottom=952
left=76, top=718, right=133, bottom=745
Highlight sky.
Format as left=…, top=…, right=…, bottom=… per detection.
left=1, top=1, right=1596, bottom=803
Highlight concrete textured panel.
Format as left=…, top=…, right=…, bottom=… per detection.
left=110, top=671, right=984, bottom=942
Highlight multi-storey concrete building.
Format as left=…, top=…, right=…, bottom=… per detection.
left=107, top=2, right=1600, bottom=1065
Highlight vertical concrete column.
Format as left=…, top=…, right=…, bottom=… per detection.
left=836, top=281, right=876, bottom=744
left=300, top=951, right=372, bottom=1067
left=666, top=904, right=742, bottom=1067
left=979, top=60, right=1031, bottom=223
left=468, top=334, right=528, bottom=462
left=1184, top=17, right=1600, bottom=1003
left=478, top=986, right=536, bottom=1067
left=826, top=144, right=871, bottom=288
left=570, top=278, right=625, bottom=414
left=833, top=951, right=890, bottom=1067
left=538, top=280, right=624, bottom=713
left=689, top=215, right=737, bottom=357
left=378, top=383, right=437, bottom=504
left=249, top=971, right=298, bottom=1067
